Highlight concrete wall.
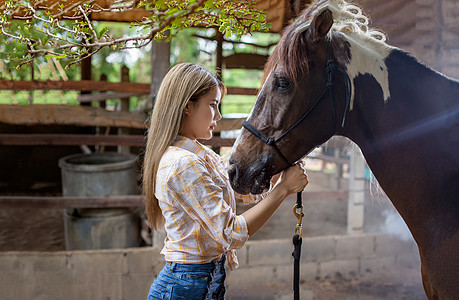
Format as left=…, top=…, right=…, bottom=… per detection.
left=0, top=233, right=420, bottom=300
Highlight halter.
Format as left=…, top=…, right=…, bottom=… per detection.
left=241, top=38, right=352, bottom=300
left=241, top=38, right=352, bottom=167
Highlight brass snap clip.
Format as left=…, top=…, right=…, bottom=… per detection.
left=292, top=203, right=304, bottom=239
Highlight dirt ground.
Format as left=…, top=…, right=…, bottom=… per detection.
left=227, top=267, right=427, bottom=300
left=0, top=162, right=427, bottom=299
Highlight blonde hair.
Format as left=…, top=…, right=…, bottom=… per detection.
left=143, top=63, right=225, bottom=230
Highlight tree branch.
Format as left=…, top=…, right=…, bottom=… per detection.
left=0, top=0, right=268, bottom=70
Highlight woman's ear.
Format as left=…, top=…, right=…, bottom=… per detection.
left=184, top=102, right=190, bottom=115
left=184, top=101, right=197, bottom=116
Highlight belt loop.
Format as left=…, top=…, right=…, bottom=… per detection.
left=168, top=261, right=176, bottom=271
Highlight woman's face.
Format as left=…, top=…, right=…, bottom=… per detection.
left=181, top=86, right=222, bottom=140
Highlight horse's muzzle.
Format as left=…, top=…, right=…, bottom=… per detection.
left=228, top=158, right=272, bottom=195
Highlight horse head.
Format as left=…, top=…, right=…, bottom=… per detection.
left=229, top=6, right=352, bottom=195
left=231, top=1, right=459, bottom=299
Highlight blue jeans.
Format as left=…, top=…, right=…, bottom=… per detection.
left=148, top=255, right=226, bottom=300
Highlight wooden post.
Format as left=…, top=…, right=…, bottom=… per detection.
left=213, top=29, right=224, bottom=154
left=118, top=65, right=130, bottom=154
left=95, top=74, right=108, bottom=153
left=99, top=74, right=107, bottom=109
left=80, top=56, right=92, bottom=107
left=28, top=62, right=34, bottom=104
left=215, top=30, right=223, bottom=81
left=150, top=35, right=170, bottom=249
left=347, top=145, right=366, bottom=234
left=150, top=35, right=171, bottom=99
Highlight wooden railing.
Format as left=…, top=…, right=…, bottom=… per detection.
left=0, top=190, right=349, bottom=209
left=0, top=133, right=235, bottom=148
left=0, top=79, right=351, bottom=209
left=0, top=78, right=257, bottom=95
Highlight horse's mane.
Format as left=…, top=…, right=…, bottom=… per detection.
left=262, top=0, right=388, bottom=85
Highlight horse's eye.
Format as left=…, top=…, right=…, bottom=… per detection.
left=277, top=78, right=290, bottom=91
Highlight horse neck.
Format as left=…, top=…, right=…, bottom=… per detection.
left=345, top=49, right=459, bottom=143
left=339, top=49, right=459, bottom=245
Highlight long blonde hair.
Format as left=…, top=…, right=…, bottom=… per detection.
left=143, top=63, right=225, bottom=230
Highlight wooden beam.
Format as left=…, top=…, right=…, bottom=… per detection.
left=0, top=104, right=147, bottom=128
left=0, top=195, right=144, bottom=209
left=4, top=0, right=113, bottom=18
left=78, top=92, right=147, bottom=103
left=193, top=34, right=278, bottom=49
left=215, top=118, right=244, bottom=132
left=0, top=134, right=236, bottom=148
left=0, top=134, right=147, bottom=147
left=91, top=8, right=151, bottom=22
left=224, top=53, right=269, bottom=70
left=201, top=137, right=235, bottom=148
left=0, top=79, right=256, bottom=96
left=0, top=104, right=245, bottom=130
left=0, top=79, right=150, bottom=93
left=0, top=190, right=348, bottom=209
left=226, top=87, right=258, bottom=95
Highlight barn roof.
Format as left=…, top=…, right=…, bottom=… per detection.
left=2, top=0, right=313, bottom=33
left=88, top=0, right=313, bottom=33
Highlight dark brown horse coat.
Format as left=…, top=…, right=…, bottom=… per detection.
left=228, top=1, right=459, bottom=299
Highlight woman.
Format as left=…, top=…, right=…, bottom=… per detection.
left=143, top=63, right=308, bottom=299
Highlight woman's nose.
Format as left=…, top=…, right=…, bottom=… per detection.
left=215, top=107, right=222, bottom=120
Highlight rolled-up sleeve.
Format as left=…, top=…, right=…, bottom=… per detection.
left=234, top=191, right=266, bottom=205
left=165, top=155, right=249, bottom=250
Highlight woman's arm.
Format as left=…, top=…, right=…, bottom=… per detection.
left=241, top=163, right=308, bottom=236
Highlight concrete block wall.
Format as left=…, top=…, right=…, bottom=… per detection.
left=0, top=247, right=164, bottom=300
left=0, top=233, right=420, bottom=300
left=228, top=233, right=420, bottom=291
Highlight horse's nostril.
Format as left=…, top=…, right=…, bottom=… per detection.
left=227, top=160, right=240, bottom=181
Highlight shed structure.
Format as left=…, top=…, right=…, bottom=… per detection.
left=0, top=0, right=457, bottom=245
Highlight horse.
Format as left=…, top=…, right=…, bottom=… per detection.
left=227, top=0, right=459, bottom=299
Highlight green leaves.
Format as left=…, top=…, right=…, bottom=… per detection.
left=97, top=26, right=109, bottom=40
left=0, top=0, right=269, bottom=70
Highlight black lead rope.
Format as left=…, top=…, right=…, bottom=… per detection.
left=292, top=234, right=302, bottom=300
left=292, top=192, right=304, bottom=300
left=241, top=39, right=352, bottom=300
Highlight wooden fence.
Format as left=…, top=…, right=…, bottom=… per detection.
left=0, top=77, right=350, bottom=209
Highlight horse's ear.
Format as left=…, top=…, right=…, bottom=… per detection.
left=309, top=9, right=333, bottom=42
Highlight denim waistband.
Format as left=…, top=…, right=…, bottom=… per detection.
left=166, top=254, right=226, bottom=273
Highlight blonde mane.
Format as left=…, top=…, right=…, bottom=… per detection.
left=321, top=1, right=387, bottom=43
left=316, top=0, right=393, bottom=107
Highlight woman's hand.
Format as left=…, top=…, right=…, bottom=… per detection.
left=274, top=161, right=309, bottom=195
left=242, top=161, right=309, bottom=236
